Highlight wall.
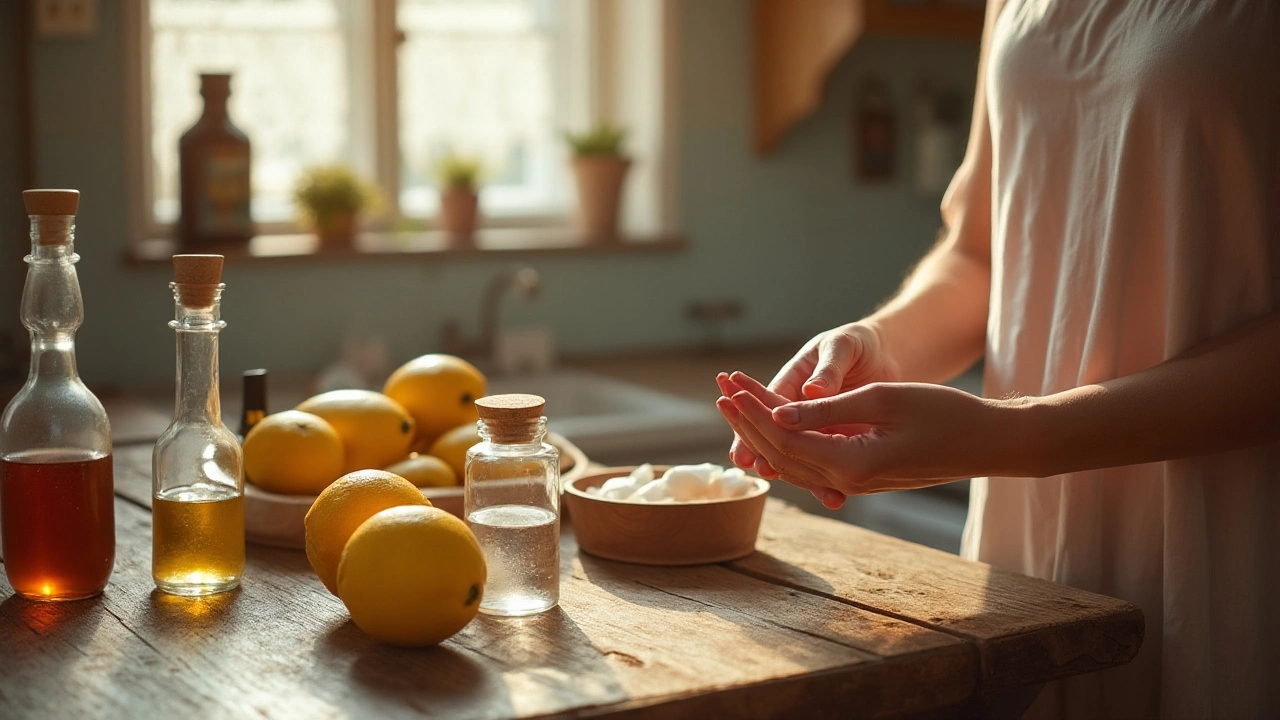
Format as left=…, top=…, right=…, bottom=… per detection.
left=3, top=1, right=979, bottom=390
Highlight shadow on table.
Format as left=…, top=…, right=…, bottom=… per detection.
left=313, top=617, right=515, bottom=716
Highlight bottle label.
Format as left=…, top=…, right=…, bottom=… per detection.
left=197, top=147, right=252, bottom=237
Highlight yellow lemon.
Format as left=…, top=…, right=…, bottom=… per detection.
left=383, top=354, right=486, bottom=450
left=337, top=505, right=486, bottom=646
left=297, top=390, right=416, bottom=475
left=304, top=469, right=431, bottom=596
left=428, top=423, right=482, bottom=479
left=383, top=453, right=458, bottom=488
left=243, top=410, right=345, bottom=495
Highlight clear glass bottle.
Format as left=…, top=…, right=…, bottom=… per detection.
left=465, top=394, right=559, bottom=617
left=152, top=254, right=244, bottom=596
left=0, top=189, right=115, bottom=602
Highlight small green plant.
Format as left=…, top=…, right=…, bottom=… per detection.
left=564, top=122, right=627, bottom=156
left=434, top=153, right=483, bottom=191
left=292, top=165, right=376, bottom=230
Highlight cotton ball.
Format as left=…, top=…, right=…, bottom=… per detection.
left=719, top=468, right=754, bottom=498
left=630, top=464, right=656, bottom=485
left=600, top=474, right=641, bottom=500
left=634, top=479, right=673, bottom=503
left=662, top=464, right=719, bottom=502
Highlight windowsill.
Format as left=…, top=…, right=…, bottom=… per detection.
left=125, top=226, right=686, bottom=266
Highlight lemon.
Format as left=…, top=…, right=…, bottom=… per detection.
left=297, top=390, right=416, bottom=474
left=428, top=423, right=482, bottom=479
left=243, top=410, right=345, bottom=495
left=338, top=505, right=486, bottom=646
left=384, top=453, right=458, bottom=488
left=383, top=354, right=486, bottom=451
left=304, top=469, right=431, bottom=596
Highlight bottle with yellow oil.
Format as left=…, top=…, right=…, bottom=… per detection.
left=152, top=254, right=244, bottom=596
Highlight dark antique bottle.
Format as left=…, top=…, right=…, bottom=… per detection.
left=178, top=74, right=253, bottom=249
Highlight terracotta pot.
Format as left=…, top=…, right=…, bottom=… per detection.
left=440, top=187, right=479, bottom=247
left=315, top=211, right=357, bottom=250
left=571, top=155, right=631, bottom=243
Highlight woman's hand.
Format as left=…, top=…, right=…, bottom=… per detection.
left=722, top=372, right=1017, bottom=497
left=725, top=323, right=902, bottom=477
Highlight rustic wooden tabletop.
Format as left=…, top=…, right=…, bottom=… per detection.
left=0, top=441, right=1143, bottom=720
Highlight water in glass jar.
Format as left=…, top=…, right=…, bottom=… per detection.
left=467, top=504, right=559, bottom=616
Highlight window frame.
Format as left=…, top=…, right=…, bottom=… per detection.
left=123, top=0, right=678, bottom=248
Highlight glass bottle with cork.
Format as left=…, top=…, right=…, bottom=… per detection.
left=0, top=189, right=115, bottom=601
left=465, top=394, right=560, bottom=617
left=152, top=254, right=245, bottom=596
left=179, top=73, right=253, bottom=249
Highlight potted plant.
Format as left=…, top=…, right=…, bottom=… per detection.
left=565, top=123, right=630, bottom=243
left=292, top=165, right=376, bottom=250
left=435, top=154, right=483, bottom=248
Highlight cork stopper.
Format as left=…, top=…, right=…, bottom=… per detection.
left=23, top=189, right=80, bottom=216
left=476, top=394, right=545, bottom=442
left=172, top=254, right=224, bottom=308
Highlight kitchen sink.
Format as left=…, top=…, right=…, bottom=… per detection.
left=486, top=369, right=728, bottom=463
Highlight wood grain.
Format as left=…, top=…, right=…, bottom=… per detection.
left=1, top=495, right=977, bottom=719
left=730, top=503, right=1145, bottom=695
left=0, top=445, right=1143, bottom=719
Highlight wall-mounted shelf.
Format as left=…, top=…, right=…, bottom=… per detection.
left=753, top=0, right=984, bottom=155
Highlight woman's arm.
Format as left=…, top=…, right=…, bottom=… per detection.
left=1016, top=310, right=1280, bottom=477
left=719, top=311, right=1280, bottom=497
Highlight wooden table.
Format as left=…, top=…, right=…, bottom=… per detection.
left=1, top=442, right=1143, bottom=719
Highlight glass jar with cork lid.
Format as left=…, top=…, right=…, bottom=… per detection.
left=464, top=394, right=560, bottom=617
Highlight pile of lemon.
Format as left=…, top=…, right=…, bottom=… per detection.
left=240, top=353, right=491, bottom=646
left=305, top=470, right=486, bottom=646
left=242, top=353, right=486, bottom=495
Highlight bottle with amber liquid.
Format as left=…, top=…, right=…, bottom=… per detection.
left=178, top=74, right=253, bottom=249
left=0, top=189, right=115, bottom=601
left=152, top=255, right=244, bottom=596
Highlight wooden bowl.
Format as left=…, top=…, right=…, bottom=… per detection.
left=564, top=466, right=770, bottom=566
left=245, top=431, right=588, bottom=549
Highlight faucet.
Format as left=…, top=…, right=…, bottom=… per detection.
left=442, top=267, right=541, bottom=367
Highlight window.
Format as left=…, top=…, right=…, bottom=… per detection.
left=130, top=0, right=673, bottom=241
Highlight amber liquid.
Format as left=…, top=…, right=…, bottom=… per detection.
left=153, top=484, right=244, bottom=596
left=1, top=451, right=115, bottom=601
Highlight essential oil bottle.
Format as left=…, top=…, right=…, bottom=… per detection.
left=152, top=254, right=244, bottom=596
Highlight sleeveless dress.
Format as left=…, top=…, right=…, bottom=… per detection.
left=951, top=1, right=1280, bottom=717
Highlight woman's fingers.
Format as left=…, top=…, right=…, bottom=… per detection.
left=731, top=391, right=840, bottom=487
left=718, top=373, right=759, bottom=468
left=719, top=395, right=846, bottom=507
left=803, top=332, right=860, bottom=399
left=728, top=371, right=790, bottom=407
left=773, top=384, right=889, bottom=431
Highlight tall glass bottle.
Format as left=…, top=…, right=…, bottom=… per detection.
left=178, top=73, right=253, bottom=249
left=152, top=254, right=244, bottom=596
left=0, top=189, right=115, bottom=601
left=465, top=394, right=559, bottom=617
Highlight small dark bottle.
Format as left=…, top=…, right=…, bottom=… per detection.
left=178, top=74, right=254, bottom=249
left=239, top=369, right=267, bottom=441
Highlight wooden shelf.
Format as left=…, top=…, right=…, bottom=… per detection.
left=753, top=0, right=984, bottom=155
left=125, top=227, right=686, bottom=267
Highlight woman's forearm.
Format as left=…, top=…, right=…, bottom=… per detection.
left=868, top=237, right=991, bottom=385
left=1009, top=311, right=1280, bottom=477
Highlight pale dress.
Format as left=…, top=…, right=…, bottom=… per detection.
left=948, top=0, right=1280, bottom=718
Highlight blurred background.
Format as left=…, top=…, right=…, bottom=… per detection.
left=0, top=0, right=984, bottom=551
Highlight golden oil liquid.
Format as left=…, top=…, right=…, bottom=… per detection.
left=153, top=484, right=244, bottom=596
